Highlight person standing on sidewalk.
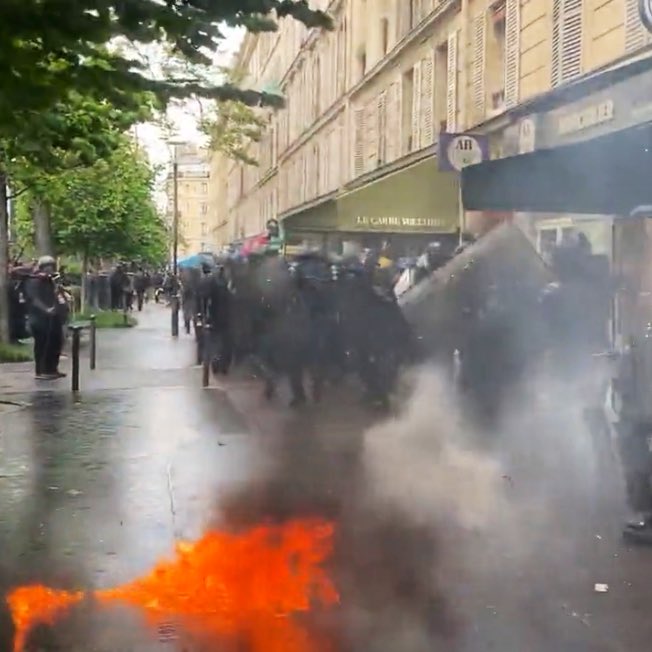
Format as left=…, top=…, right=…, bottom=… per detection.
left=25, top=256, right=66, bottom=380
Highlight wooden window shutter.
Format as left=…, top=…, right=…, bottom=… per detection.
left=472, top=12, right=487, bottom=119
left=378, top=90, right=388, bottom=165
left=552, top=0, right=583, bottom=87
left=561, top=0, right=582, bottom=83
left=365, top=99, right=380, bottom=171
left=625, top=0, right=650, bottom=52
left=551, top=0, right=563, bottom=88
left=328, top=129, right=336, bottom=190
left=385, top=81, right=402, bottom=162
left=420, top=52, right=435, bottom=148
left=504, top=0, right=520, bottom=107
left=353, top=108, right=365, bottom=177
left=446, top=31, right=458, bottom=132
left=411, top=60, right=422, bottom=151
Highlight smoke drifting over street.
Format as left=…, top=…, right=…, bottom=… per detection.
left=362, top=368, right=502, bottom=531
left=211, top=343, right=627, bottom=652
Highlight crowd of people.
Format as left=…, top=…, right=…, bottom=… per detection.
left=173, top=239, right=425, bottom=408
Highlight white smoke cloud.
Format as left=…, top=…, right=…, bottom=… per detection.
left=362, top=367, right=503, bottom=532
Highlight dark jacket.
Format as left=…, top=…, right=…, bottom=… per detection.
left=25, top=274, right=59, bottom=325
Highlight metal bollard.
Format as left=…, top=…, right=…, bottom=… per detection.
left=171, top=294, right=179, bottom=338
left=202, top=324, right=211, bottom=388
left=195, top=319, right=204, bottom=366
left=89, top=315, right=97, bottom=370
left=70, top=326, right=82, bottom=392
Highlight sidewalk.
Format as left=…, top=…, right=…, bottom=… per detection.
left=1, top=307, right=207, bottom=394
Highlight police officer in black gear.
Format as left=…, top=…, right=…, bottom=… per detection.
left=26, top=256, right=66, bottom=380
left=133, top=267, right=148, bottom=311
left=199, top=263, right=233, bottom=375
left=612, top=328, right=652, bottom=544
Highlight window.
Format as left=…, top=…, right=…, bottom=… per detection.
left=401, top=67, right=414, bottom=154
left=409, top=0, right=418, bottom=29
left=358, top=47, right=367, bottom=79
left=471, top=12, right=487, bottom=122
left=625, top=0, right=652, bottom=52
left=201, top=183, right=208, bottom=193
left=377, top=92, right=387, bottom=165
left=486, top=2, right=506, bottom=114
left=551, top=0, right=582, bottom=88
left=201, top=223, right=207, bottom=236
left=201, top=203, right=208, bottom=215
left=435, top=41, right=449, bottom=135
left=381, top=17, right=389, bottom=55
left=446, top=32, right=458, bottom=132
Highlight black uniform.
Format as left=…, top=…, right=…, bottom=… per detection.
left=25, top=273, right=63, bottom=377
left=199, top=269, right=233, bottom=374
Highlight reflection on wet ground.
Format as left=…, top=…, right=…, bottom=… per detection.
left=2, top=306, right=652, bottom=651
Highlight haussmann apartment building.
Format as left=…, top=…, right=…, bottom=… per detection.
left=210, top=0, right=652, bottom=262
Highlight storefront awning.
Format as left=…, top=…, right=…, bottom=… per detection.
left=337, top=157, right=459, bottom=233
left=461, top=122, right=652, bottom=215
left=281, top=199, right=338, bottom=232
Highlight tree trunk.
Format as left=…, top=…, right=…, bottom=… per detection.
left=81, top=252, right=89, bottom=314
left=0, top=172, right=10, bottom=343
left=33, top=199, right=54, bottom=257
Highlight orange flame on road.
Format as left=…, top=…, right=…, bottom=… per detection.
left=7, top=519, right=339, bottom=652
left=7, top=586, right=83, bottom=652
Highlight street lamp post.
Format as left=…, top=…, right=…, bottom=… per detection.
left=167, top=137, right=185, bottom=338
left=172, top=149, right=179, bottom=278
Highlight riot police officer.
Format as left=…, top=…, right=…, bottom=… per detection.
left=613, top=327, right=652, bottom=543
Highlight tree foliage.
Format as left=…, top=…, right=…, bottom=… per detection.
left=5, top=90, right=155, bottom=192
left=15, top=139, right=168, bottom=265
left=201, top=99, right=266, bottom=166
left=0, top=1, right=332, bottom=131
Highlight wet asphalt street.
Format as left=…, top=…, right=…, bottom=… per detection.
left=1, top=304, right=652, bottom=651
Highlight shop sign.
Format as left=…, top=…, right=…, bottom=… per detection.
left=439, top=133, right=489, bottom=172
left=557, top=99, right=614, bottom=136
left=352, top=216, right=451, bottom=231
left=640, top=0, right=652, bottom=33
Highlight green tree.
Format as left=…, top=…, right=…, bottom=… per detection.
left=0, top=1, right=331, bottom=131
left=0, top=2, right=332, bottom=342
left=16, top=138, right=168, bottom=276
left=0, top=90, right=155, bottom=341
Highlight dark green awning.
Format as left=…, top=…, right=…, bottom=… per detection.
left=337, top=158, right=458, bottom=233
left=462, top=122, right=652, bottom=215
left=281, top=200, right=338, bottom=232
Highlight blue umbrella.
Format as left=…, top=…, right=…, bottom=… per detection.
left=177, top=252, right=216, bottom=269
